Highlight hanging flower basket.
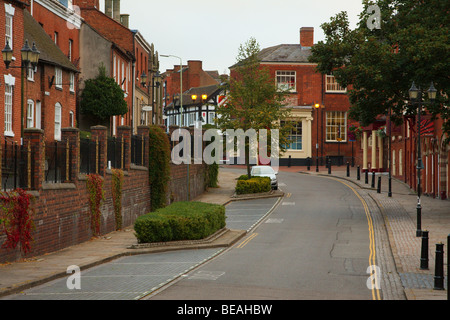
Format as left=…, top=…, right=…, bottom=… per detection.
left=377, top=126, right=387, bottom=138
left=348, top=124, right=362, bottom=141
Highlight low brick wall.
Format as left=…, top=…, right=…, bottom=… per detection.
left=0, top=125, right=208, bottom=263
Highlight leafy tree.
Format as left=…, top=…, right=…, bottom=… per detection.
left=80, top=64, right=128, bottom=120
left=309, top=0, right=449, bottom=139
left=217, top=38, right=292, bottom=178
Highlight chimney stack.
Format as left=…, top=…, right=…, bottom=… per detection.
left=105, top=0, right=113, bottom=18
left=120, top=14, right=129, bottom=28
left=300, top=27, right=314, bottom=48
left=113, top=0, right=121, bottom=22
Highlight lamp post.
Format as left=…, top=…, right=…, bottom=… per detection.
left=314, top=103, right=320, bottom=172
left=161, top=55, right=183, bottom=127
left=387, top=106, right=392, bottom=197
left=408, top=81, right=437, bottom=237
left=2, top=40, right=40, bottom=140
left=141, top=71, right=162, bottom=125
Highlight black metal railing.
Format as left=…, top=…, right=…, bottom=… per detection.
left=44, top=140, right=71, bottom=183
left=131, top=135, right=146, bottom=166
left=107, top=137, right=124, bottom=169
left=1, top=138, right=33, bottom=191
left=79, top=137, right=101, bottom=175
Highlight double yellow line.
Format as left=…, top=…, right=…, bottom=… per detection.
left=237, top=233, right=258, bottom=249
left=325, top=177, right=381, bottom=301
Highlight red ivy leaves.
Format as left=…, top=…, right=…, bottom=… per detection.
left=86, top=174, right=104, bottom=236
left=0, top=189, right=34, bottom=254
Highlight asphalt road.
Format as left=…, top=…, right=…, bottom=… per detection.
left=4, top=169, right=380, bottom=300
left=148, top=171, right=375, bottom=300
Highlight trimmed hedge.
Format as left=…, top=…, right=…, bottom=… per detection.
left=134, top=201, right=226, bottom=243
left=235, top=176, right=271, bottom=195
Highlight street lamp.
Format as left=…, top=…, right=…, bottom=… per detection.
left=408, top=81, right=437, bottom=237
left=161, top=54, right=183, bottom=127
left=2, top=40, right=40, bottom=139
left=314, top=103, right=320, bottom=172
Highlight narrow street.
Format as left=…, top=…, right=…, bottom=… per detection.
left=148, top=171, right=387, bottom=300
left=2, top=169, right=400, bottom=300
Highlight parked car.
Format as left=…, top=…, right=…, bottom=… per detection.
left=250, top=165, right=278, bottom=190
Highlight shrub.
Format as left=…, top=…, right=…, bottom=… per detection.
left=235, top=176, right=271, bottom=195
left=134, top=201, right=226, bottom=243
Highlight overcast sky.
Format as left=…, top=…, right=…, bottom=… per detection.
left=103, top=0, right=364, bottom=75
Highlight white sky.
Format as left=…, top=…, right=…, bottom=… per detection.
left=102, top=0, right=364, bottom=75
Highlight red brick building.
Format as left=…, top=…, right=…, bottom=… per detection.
left=1, top=0, right=26, bottom=141
left=1, top=0, right=78, bottom=143
left=230, top=27, right=361, bottom=166
left=24, top=8, right=78, bottom=142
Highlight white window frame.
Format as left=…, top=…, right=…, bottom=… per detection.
left=27, top=99, right=34, bottom=128
left=69, top=111, right=74, bottom=127
left=54, top=103, right=62, bottom=141
left=27, top=66, right=35, bottom=81
left=36, top=101, right=41, bottom=129
left=5, top=4, right=15, bottom=48
left=326, top=111, right=347, bottom=142
left=4, top=84, right=14, bottom=136
left=326, top=75, right=346, bottom=93
left=69, top=72, right=75, bottom=92
left=276, top=70, right=296, bottom=92
left=282, top=121, right=303, bottom=150
left=55, top=67, right=63, bottom=89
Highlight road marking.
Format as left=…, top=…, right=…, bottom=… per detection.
left=188, top=271, right=225, bottom=281
left=282, top=202, right=295, bottom=206
left=286, top=193, right=292, bottom=198
left=321, top=176, right=381, bottom=301
left=236, top=233, right=258, bottom=249
left=265, top=218, right=284, bottom=224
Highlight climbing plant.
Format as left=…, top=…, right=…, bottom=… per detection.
left=148, top=125, right=171, bottom=211
left=111, top=168, right=124, bottom=230
left=86, top=174, right=105, bottom=236
left=0, top=189, right=35, bottom=254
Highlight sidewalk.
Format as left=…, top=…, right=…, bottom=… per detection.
left=0, top=168, right=247, bottom=298
left=293, top=164, right=449, bottom=300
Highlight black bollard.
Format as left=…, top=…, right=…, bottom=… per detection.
left=433, top=243, right=444, bottom=290
left=377, top=176, right=381, bottom=193
left=346, top=162, right=350, bottom=177
left=328, top=159, right=331, bottom=174
left=420, top=230, right=429, bottom=270
left=307, top=157, right=311, bottom=171
left=357, top=166, right=360, bottom=181
left=365, top=170, right=368, bottom=184
left=371, top=172, right=375, bottom=188
left=288, top=155, right=291, bottom=168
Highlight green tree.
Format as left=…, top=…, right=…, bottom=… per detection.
left=80, top=64, right=128, bottom=121
left=217, top=38, right=292, bottom=178
left=309, top=0, right=449, bottom=139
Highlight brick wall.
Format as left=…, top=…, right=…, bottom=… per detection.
left=0, top=125, right=209, bottom=263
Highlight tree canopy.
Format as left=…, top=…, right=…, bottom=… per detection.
left=80, top=64, right=128, bottom=120
left=216, top=38, right=292, bottom=177
left=309, top=0, right=449, bottom=139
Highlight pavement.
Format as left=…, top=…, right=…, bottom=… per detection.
left=0, top=164, right=448, bottom=300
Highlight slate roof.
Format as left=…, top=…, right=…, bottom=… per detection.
left=229, top=44, right=313, bottom=69
left=23, top=9, right=78, bottom=73
left=258, top=44, right=312, bottom=63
